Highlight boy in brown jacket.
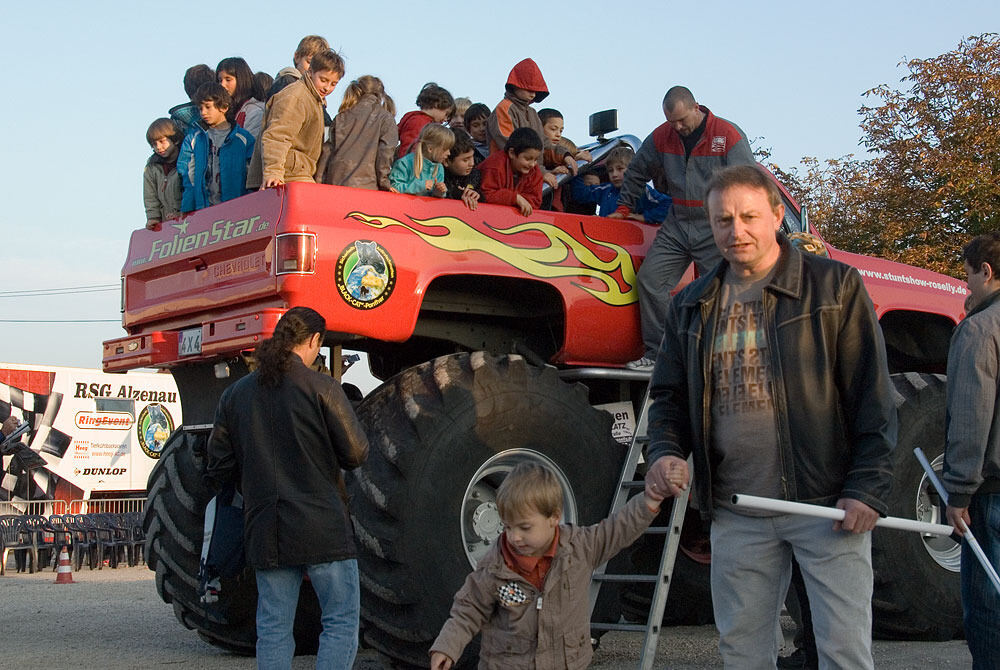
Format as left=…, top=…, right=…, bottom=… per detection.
left=429, top=462, right=667, bottom=670
left=247, top=50, right=344, bottom=190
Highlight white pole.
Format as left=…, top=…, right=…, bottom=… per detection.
left=731, top=494, right=954, bottom=536
left=913, top=448, right=1000, bottom=596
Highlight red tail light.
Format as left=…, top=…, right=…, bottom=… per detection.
left=276, top=233, right=317, bottom=275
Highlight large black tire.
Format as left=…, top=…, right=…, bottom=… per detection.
left=144, top=427, right=322, bottom=655
left=346, top=353, right=626, bottom=667
left=871, top=373, right=963, bottom=640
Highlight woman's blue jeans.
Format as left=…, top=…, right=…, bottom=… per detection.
left=255, top=559, right=360, bottom=670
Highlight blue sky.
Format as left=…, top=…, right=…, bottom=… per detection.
left=1, top=1, right=996, bottom=369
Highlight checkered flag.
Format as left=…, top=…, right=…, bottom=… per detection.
left=0, top=379, right=71, bottom=500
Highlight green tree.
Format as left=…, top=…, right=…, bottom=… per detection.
left=772, top=33, right=1000, bottom=277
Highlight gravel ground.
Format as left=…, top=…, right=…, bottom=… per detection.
left=1, top=557, right=972, bottom=669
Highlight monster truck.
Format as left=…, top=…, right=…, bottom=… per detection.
left=104, top=120, right=968, bottom=664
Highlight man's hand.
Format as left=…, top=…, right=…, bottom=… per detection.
left=430, top=651, right=454, bottom=670
left=834, top=498, right=879, bottom=533
left=461, top=186, right=479, bottom=210
left=645, top=455, right=689, bottom=499
left=515, top=194, right=533, bottom=216
left=542, top=172, right=559, bottom=189
left=946, top=505, right=971, bottom=537
left=261, top=177, right=284, bottom=189
left=2, top=416, right=19, bottom=437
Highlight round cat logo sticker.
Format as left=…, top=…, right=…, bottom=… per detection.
left=137, top=403, right=174, bottom=459
left=335, top=240, right=397, bottom=309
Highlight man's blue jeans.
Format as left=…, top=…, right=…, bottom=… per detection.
left=962, top=493, right=1000, bottom=669
left=710, top=508, right=874, bottom=670
left=255, top=559, right=360, bottom=670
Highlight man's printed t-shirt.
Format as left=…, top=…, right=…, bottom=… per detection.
left=710, top=268, right=783, bottom=514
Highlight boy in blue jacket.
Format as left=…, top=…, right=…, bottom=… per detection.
left=179, top=82, right=255, bottom=213
left=569, top=146, right=671, bottom=222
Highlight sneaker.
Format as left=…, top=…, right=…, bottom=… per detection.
left=776, top=648, right=817, bottom=669
left=625, top=356, right=655, bottom=372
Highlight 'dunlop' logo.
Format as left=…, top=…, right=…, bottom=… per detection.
left=335, top=240, right=396, bottom=309
left=137, top=403, right=174, bottom=459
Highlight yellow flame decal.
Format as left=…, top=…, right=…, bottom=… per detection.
left=347, top=212, right=638, bottom=306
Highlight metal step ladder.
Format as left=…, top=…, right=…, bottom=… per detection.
left=588, top=388, right=692, bottom=670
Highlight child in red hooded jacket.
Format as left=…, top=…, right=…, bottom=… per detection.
left=396, top=82, right=454, bottom=159
left=485, top=59, right=576, bottom=190
left=478, top=127, right=544, bottom=216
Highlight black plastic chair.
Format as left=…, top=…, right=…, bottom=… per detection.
left=62, top=515, right=97, bottom=570
left=0, top=515, right=37, bottom=574
left=73, top=515, right=109, bottom=569
left=88, top=514, right=128, bottom=568
left=48, top=514, right=84, bottom=569
left=23, top=515, right=65, bottom=570
left=121, top=512, right=145, bottom=566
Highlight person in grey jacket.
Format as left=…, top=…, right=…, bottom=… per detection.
left=943, top=231, right=1000, bottom=669
left=644, top=165, right=895, bottom=670
left=608, top=86, right=757, bottom=371
left=205, top=306, right=369, bottom=670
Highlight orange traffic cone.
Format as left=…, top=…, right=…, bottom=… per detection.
left=54, top=546, right=75, bottom=584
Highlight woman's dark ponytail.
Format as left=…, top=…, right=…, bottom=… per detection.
left=255, top=307, right=326, bottom=386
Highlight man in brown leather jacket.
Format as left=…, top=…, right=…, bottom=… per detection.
left=644, top=165, right=896, bottom=670
left=205, top=306, right=369, bottom=670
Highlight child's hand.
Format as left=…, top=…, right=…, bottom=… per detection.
left=542, top=172, right=559, bottom=189
left=433, top=181, right=447, bottom=197
left=552, top=165, right=569, bottom=175
left=461, top=187, right=479, bottom=211
left=645, top=455, right=690, bottom=499
left=146, top=220, right=162, bottom=231
left=575, top=149, right=593, bottom=162
left=515, top=194, right=533, bottom=216
left=425, top=180, right=434, bottom=192
left=430, top=651, right=454, bottom=670
left=563, top=155, right=578, bottom=176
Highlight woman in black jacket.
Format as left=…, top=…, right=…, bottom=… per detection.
left=205, top=306, right=369, bottom=670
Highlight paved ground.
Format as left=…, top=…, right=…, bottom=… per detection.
left=1, top=559, right=972, bottom=669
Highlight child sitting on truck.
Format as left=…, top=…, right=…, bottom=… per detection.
left=216, top=57, right=265, bottom=140
left=397, top=82, right=455, bottom=159
left=569, top=146, right=671, bottom=221
left=463, top=103, right=491, bottom=164
left=389, top=123, right=453, bottom=196
left=478, top=127, right=544, bottom=216
left=538, top=108, right=592, bottom=170
left=143, top=118, right=183, bottom=229
left=248, top=49, right=344, bottom=190
left=317, top=75, right=398, bottom=191
left=178, top=83, right=255, bottom=213
left=485, top=59, right=574, bottom=188
left=443, top=130, right=481, bottom=210
left=429, top=461, right=664, bottom=670
left=168, top=64, right=215, bottom=134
